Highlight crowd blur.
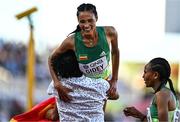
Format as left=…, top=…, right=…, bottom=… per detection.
left=0, top=38, right=51, bottom=81
left=0, top=38, right=52, bottom=121
left=0, top=39, right=26, bottom=76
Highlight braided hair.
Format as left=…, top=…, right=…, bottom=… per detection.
left=51, top=50, right=83, bottom=78
left=68, top=3, right=98, bottom=36
left=148, top=57, right=176, bottom=97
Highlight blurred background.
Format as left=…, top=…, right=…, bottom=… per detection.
left=0, top=0, right=180, bottom=121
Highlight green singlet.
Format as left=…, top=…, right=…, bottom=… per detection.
left=74, top=27, right=110, bottom=79
left=148, top=87, right=178, bottom=122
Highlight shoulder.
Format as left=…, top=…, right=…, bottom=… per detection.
left=102, top=26, right=118, bottom=42
left=51, top=34, right=75, bottom=56
left=60, top=34, right=75, bottom=50
left=155, top=89, right=170, bottom=104
left=103, top=26, right=118, bottom=37
left=101, top=26, right=118, bottom=45
left=64, top=34, right=75, bottom=43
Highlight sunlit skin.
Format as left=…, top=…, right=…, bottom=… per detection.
left=78, top=11, right=98, bottom=47
left=78, top=12, right=97, bottom=37
left=142, top=64, right=160, bottom=88
left=123, top=62, right=176, bottom=122
left=48, top=10, right=119, bottom=102
left=45, top=3, right=120, bottom=121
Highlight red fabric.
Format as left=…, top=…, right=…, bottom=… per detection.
left=10, top=97, right=57, bottom=122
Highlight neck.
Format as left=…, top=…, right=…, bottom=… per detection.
left=83, top=31, right=98, bottom=47
left=153, top=81, right=163, bottom=93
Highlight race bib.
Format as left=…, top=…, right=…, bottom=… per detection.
left=79, top=56, right=108, bottom=77
left=147, top=107, right=152, bottom=122
left=173, top=108, right=180, bottom=122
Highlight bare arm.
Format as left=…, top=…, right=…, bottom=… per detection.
left=48, top=35, right=75, bottom=83
left=48, top=35, right=75, bottom=102
left=107, top=26, right=119, bottom=81
left=105, top=26, right=120, bottom=100
left=123, top=106, right=147, bottom=122
left=156, top=91, right=169, bottom=121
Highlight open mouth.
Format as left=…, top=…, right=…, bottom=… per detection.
left=82, top=28, right=91, bottom=33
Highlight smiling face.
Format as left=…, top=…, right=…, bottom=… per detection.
left=142, top=64, right=157, bottom=87
left=78, top=11, right=97, bottom=38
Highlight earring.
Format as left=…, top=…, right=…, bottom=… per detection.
left=154, top=76, right=158, bottom=79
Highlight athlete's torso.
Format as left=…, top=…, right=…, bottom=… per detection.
left=74, top=27, right=110, bottom=79
left=148, top=87, right=177, bottom=122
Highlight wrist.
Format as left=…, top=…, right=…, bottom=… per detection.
left=111, top=77, right=118, bottom=82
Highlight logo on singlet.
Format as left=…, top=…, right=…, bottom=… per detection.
left=83, top=65, right=89, bottom=69
left=100, top=51, right=106, bottom=57
left=79, top=54, right=88, bottom=61
left=173, top=108, right=180, bottom=122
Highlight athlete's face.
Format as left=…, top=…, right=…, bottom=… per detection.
left=78, top=11, right=97, bottom=38
left=142, top=64, right=156, bottom=87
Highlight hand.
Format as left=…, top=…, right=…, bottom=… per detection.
left=45, top=104, right=59, bottom=120
left=123, top=106, right=145, bottom=120
left=54, top=81, right=73, bottom=102
left=107, top=79, right=119, bottom=100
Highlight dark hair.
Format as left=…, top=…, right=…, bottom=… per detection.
left=148, top=57, right=176, bottom=97
left=51, top=50, right=82, bottom=78
left=68, top=3, right=98, bottom=36
left=76, top=3, right=98, bottom=18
